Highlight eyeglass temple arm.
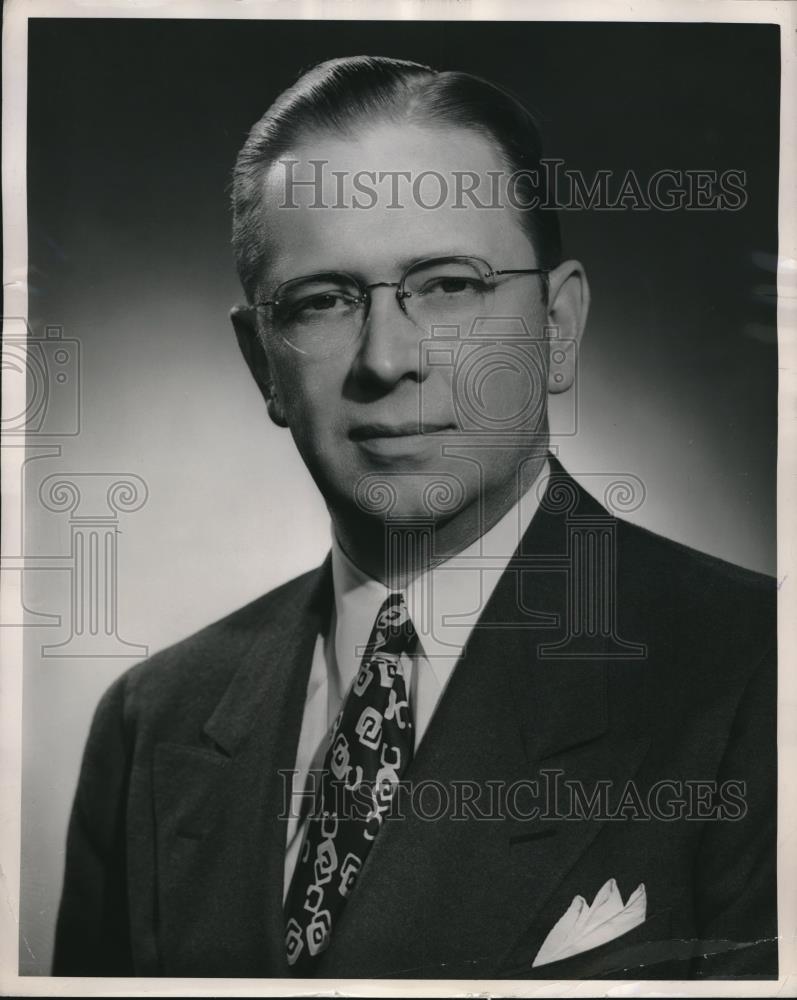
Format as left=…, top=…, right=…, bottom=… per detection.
left=490, top=267, right=551, bottom=276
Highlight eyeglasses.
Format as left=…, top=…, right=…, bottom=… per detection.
left=248, top=255, right=551, bottom=357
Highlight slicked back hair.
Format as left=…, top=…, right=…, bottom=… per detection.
left=231, top=55, right=561, bottom=303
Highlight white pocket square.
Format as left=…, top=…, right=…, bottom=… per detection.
left=532, top=879, right=646, bottom=968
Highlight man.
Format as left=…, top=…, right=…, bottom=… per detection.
left=53, top=55, right=777, bottom=980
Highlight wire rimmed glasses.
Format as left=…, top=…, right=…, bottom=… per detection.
left=247, top=255, right=551, bottom=357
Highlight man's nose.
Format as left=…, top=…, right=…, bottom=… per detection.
left=351, top=286, right=429, bottom=386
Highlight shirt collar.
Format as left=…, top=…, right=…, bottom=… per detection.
left=331, top=458, right=549, bottom=692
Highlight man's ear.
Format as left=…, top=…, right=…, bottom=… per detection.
left=230, top=305, right=288, bottom=428
left=543, top=259, right=590, bottom=394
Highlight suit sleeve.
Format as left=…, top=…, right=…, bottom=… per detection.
left=52, top=674, right=134, bottom=976
left=691, top=642, right=778, bottom=978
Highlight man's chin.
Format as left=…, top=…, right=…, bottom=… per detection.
left=343, top=469, right=473, bottom=525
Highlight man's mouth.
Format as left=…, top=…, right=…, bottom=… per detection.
left=349, top=422, right=455, bottom=441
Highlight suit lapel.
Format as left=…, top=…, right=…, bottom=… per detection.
left=316, top=464, right=651, bottom=978
left=151, top=559, right=332, bottom=976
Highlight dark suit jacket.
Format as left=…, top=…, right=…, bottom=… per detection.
left=52, top=459, right=777, bottom=979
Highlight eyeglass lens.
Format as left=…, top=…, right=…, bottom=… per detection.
left=266, top=257, right=495, bottom=354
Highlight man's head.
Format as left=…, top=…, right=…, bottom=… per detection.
left=230, top=56, right=589, bottom=566
left=232, top=55, right=562, bottom=303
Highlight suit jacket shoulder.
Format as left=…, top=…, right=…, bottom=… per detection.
left=110, top=563, right=329, bottom=743
left=612, top=514, right=775, bottom=702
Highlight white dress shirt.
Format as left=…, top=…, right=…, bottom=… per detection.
left=282, top=459, right=549, bottom=898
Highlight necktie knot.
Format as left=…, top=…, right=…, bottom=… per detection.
left=371, top=592, right=416, bottom=654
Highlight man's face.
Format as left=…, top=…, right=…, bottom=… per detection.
left=248, top=122, right=556, bottom=529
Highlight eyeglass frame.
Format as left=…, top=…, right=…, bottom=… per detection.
left=243, top=254, right=555, bottom=335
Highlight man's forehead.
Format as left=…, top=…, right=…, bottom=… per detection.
left=261, top=120, right=510, bottom=197
left=256, top=122, right=536, bottom=284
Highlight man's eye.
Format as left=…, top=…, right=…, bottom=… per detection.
left=422, top=277, right=484, bottom=296
left=303, top=293, right=344, bottom=312
left=283, top=292, right=357, bottom=323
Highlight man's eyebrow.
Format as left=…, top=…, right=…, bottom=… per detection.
left=352, top=249, right=490, bottom=278
left=394, top=249, right=483, bottom=269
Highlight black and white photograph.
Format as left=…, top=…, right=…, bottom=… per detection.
left=1, top=0, right=795, bottom=994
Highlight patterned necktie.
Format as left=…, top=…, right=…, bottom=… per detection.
left=284, top=592, right=416, bottom=972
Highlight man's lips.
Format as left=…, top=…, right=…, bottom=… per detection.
left=349, top=422, right=455, bottom=440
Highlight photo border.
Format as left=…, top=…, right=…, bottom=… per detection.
left=2, top=0, right=794, bottom=995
